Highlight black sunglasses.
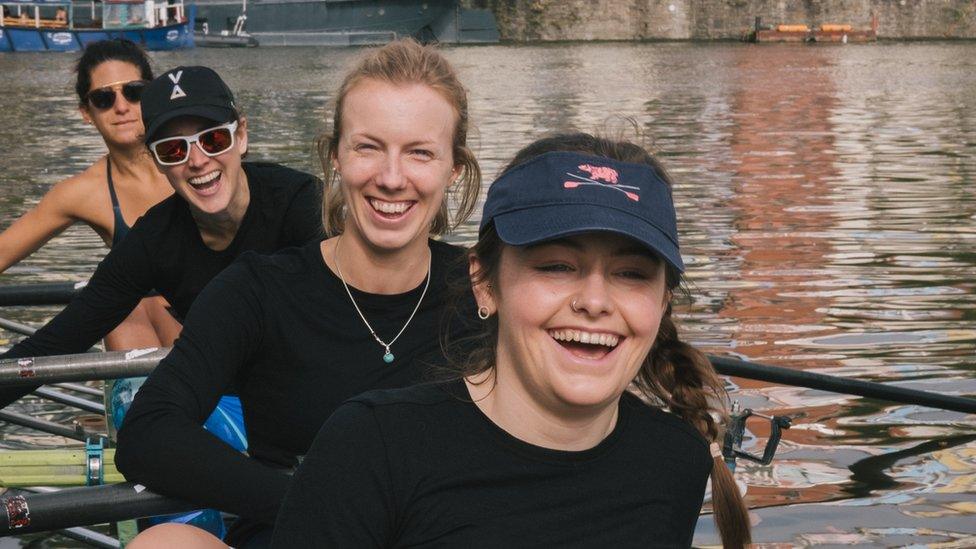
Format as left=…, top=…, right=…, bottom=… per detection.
left=85, top=80, right=148, bottom=110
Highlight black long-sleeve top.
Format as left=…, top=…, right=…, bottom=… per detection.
left=115, top=239, right=475, bottom=526
left=272, top=381, right=712, bottom=548
left=0, top=162, right=324, bottom=408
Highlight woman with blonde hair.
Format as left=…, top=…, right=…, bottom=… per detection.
left=117, top=38, right=481, bottom=548
left=273, top=133, right=751, bottom=548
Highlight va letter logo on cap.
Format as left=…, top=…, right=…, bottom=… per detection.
left=168, top=70, right=187, bottom=100
left=563, top=164, right=640, bottom=202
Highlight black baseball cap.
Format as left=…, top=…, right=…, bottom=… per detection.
left=141, top=66, right=236, bottom=143
left=480, top=151, right=684, bottom=273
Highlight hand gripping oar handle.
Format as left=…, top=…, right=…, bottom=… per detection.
left=0, top=483, right=197, bottom=534
left=0, top=348, right=169, bottom=387
left=0, top=282, right=85, bottom=307
left=709, top=355, right=976, bottom=415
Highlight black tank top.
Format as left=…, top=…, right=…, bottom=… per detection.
left=106, top=158, right=130, bottom=247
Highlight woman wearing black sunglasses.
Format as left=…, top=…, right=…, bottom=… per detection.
left=0, top=65, right=324, bottom=420
left=0, top=39, right=179, bottom=352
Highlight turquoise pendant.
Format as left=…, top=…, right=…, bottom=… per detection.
left=383, top=351, right=395, bottom=364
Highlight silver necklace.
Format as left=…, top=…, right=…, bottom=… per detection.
left=333, top=237, right=432, bottom=364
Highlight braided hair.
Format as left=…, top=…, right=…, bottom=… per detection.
left=449, top=132, right=751, bottom=548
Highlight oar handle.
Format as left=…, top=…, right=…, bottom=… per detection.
left=0, top=483, right=196, bottom=534
left=0, top=282, right=85, bottom=307
left=0, top=348, right=168, bottom=387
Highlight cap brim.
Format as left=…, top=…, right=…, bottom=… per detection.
left=491, top=204, right=685, bottom=273
left=145, top=105, right=236, bottom=144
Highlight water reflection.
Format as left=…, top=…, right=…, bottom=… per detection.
left=0, top=43, right=974, bottom=546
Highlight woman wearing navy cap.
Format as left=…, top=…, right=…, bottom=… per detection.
left=272, top=133, right=752, bottom=548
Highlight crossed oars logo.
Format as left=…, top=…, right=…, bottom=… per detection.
left=563, top=164, right=640, bottom=202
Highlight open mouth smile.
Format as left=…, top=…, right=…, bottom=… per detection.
left=188, top=171, right=221, bottom=193
left=369, top=198, right=414, bottom=219
left=548, top=329, right=621, bottom=360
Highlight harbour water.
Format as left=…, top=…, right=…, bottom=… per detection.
left=0, top=42, right=974, bottom=546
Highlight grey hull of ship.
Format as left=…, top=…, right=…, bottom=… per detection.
left=194, top=0, right=499, bottom=45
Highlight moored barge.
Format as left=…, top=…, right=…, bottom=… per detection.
left=749, top=15, right=878, bottom=43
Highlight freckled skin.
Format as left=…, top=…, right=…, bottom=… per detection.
left=332, top=79, right=460, bottom=261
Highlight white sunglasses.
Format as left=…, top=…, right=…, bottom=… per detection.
left=148, top=120, right=239, bottom=166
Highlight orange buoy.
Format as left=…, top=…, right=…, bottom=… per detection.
left=775, top=24, right=809, bottom=32
left=820, top=24, right=853, bottom=32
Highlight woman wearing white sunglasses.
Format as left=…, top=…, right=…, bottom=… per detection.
left=0, top=39, right=178, bottom=354
left=0, top=65, right=324, bottom=422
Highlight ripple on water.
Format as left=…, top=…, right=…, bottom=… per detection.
left=1, top=43, right=975, bottom=547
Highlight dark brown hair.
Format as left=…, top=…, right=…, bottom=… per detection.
left=454, top=132, right=751, bottom=548
left=315, top=38, right=480, bottom=236
left=75, top=39, right=153, bottom=106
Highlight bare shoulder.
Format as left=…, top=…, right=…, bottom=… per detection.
left=44, top=157, right=111, bottom=219
left=57, top=156, right=107, bottom=194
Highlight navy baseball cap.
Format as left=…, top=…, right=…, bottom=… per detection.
left=480, top=151, right=684, bottom=272
left=141, top=66, right=236, bottom=143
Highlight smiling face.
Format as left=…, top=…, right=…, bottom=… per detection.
left=81, top=60, right=146, bottom=148
left=153, top=115, right=249, bottom=219
left=332, top=79, right=460, bottom=257
left=474, top=232, right=669, bottom=416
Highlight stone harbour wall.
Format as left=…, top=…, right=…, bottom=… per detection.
left=461, top=0, right=976, bottom=40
